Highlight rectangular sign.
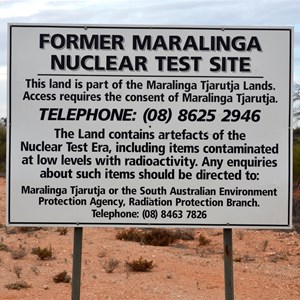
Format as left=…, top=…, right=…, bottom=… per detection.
left=7, top=24, right=293, bottom=228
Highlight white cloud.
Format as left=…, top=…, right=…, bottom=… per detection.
left=0, top=77, right=7, bottom=118
left=0, top=66, right=7, bottom=117
left=0, top=0, right=48, bottom=18
left=0, top=0, right=99, bottom=19
left=0, top=66, right=6, bottom=81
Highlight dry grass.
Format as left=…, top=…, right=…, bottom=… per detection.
left=235, top=230, right=245, bottom=240
left=31, top=246, right=54, bottom=260
left=0, top=242, right=10, bottom=252
left=30, top=265, right=40, bottom=275
left=11, top=246, right=27, bottom=260
left=5, top=280, right=31, bottom=290
left=17, top=227, right=42, bottom=234
left=234, top=254, right=256, bottom=263
left=56, top=227, right=68, bottom=235
left=103, top=258, right=120, bottom=273
left=12, top=265, right=22, bottom=279
left=262, top=240, right=269, bottom=251
left=267, top=251, right=290, bottom=263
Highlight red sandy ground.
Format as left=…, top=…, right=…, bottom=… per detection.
left=0, top=177, right=299, bottom=300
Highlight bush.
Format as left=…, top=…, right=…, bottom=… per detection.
left=141, top=228, right=176, bottom=246
left=126, top=257, right=154, bottom=272
left=103, top=258, right=120, bottom=273
left=293, top=140, right=300, bottom=185
left=5, top=281, right=31, bottom=290
left=116, top=228, right=177, bottom=246
left=0, top=242, right=10, bottom=252
left=31, top=246, right=53, bottom=260
left=18, top=227, right=42, bottom=233
left=198, top=234, right=211, bottom=246
left=53, top=270, right=71, bottom=283
left=116, top=228, right=142, bottom=242
left=11, top=246, right=27, bottom=259
left=56, top=227, right=68, bottom=235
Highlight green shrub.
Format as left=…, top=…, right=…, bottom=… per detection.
left=293, top=140, right=300, bottom=185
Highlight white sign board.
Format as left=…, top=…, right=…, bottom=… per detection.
left=7, top=24, right=293, bottom=228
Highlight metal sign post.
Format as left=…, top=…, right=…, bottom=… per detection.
left=223, top=228, right=234, bottom=300
left=72, top=227, right=83, bottom=300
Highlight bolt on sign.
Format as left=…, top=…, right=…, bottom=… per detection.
left=7, top=24, right=293, bottom=228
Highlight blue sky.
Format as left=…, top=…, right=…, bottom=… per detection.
left=1, top=0, right=299, bottom=118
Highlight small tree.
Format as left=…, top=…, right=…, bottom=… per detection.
left=294, top=142, right=300, bottom=187
left=293, top=83, right=300, bottom=128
